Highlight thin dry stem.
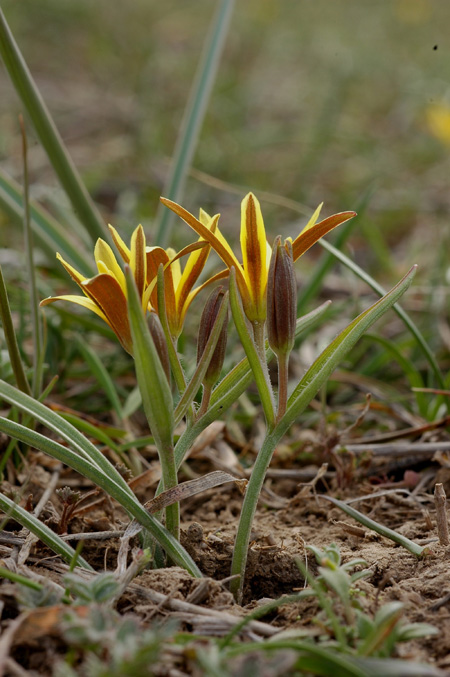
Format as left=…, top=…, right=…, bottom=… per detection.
left=434, top=483, right=449, bottom=546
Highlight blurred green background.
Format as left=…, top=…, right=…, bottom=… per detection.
left=0, top=0, right=449, bottom=294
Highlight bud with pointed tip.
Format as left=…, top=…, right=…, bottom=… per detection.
left=197, top=286, right=228, bottom=388
left=267, top=236, right=297, bottom=358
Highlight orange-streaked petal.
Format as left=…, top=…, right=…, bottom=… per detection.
left=130, top=225, right=147, bottom=299
left=146, top=247, right=177, bottom=328
left=108, top=224, right=131, bottom=263
left=40, top=294, right=108, bottom=323
left=166, top=247, right=182, bottom=289
left=292, top=211, right=357, bottom=261
left=175, top=221, right=217, bottom=319
left=160, top=198, right=247, bottom=289
left=82, top=274, right=133, bottom=353
left=177, top=268, right=230, bottom=332
left=240, top=193, right=268, bottom=322
left=56, top=253, right=87, bottom=288
left=94, top=239, right=126, bottom=292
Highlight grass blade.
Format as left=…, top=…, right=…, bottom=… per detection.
left=19, top=116, right=43, bottom=398
left=0, top=379, right=130, bottom=494
left=75, top=336, right=123, bottom=419
left=0, top=266, right=31, bottom=395
left=0, top=416, right=201, bottom=575
left=0, top=490, right=93, bottom=570
left=0, top=167, right=94, bottom=276
left=280, top=266, right=418, bottom=435
left=0, top=7, right=106, bottom=243
left=321, top=495, right=425, bottom=557
left=319, top=238, right=445, bottom=393
left=154, top=0, right=235, bottom=247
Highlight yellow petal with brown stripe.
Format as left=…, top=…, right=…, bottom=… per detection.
left=55, top=253, right=87, bottom=288
left=129, top=225, right=147, bottom=301
left=40, top=294, right=108, bottom=323
left=292, top=211, right=357, bottom=261
left=94, top=239, right=126, bottom=293
left=146, top=247, right=177, bottom=331
left=160, top=198, right=246, bottom=290
left=82, top=274, right=133, bottom=354
left=108, top=224, right=131, bottom=262
left=240, top=193, right=268, bottom=323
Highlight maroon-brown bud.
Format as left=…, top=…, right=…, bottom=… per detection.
left=267, top=236, right=297, bottom=357
left=197, top=286, right=228, bottom=388
left=148, top=312, right=171, bottom=383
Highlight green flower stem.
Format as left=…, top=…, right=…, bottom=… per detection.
left=230, top=429, right=279, bottom=602
left=161, top=444, right=180, bottom=541
left=0, top=8, right=106, bottom=244
left=229, top=269, right=275, bottom=428
left=276, top=353, right=289, bottom=423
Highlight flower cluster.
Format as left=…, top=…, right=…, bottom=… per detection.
left=41, top=193, right=355, bottom=362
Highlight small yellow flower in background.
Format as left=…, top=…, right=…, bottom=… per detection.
left=161, top=193, right=356, bottom=325
left=41, top=225, right=149, bottom=354
left=425, top=102, right=450, bottom=147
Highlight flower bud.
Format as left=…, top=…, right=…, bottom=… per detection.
left=197, top=286, right=228, bottom=388
left=148, top=312, right=170, bottom=383
left=267, top=236, right=297, bottom=357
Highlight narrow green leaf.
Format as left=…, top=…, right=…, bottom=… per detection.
left=0, top=490, right=93, bottom=570
left=126, top=266, right=179, bottom=538
left=20, top=116, right=43, bottom=398
left=0, top=7, right=106, bottom=243
left=0, top=566, right=43, bottom=590
left=364, top=333, right=427, bottom=416
left=0, top=416, right=201, bottom=576
left=154, top=0, right=235, bottom=247
left=0, top=265, right=31, bottom=395
left=0, top=167, right=94, bottom=276
left=0, top=379, right=131, bottom=495
left=319, top=239, right=445, bottom=393
left=59, top=412, right=123, bottom=455
left=75, top=336, right=123, bottom=419
left=121, top=385, right=142, bottom=419
left=125, top=267, right=174, bottom=453
left=279, top=266, right=418, bottom=436
left=321, top=496, right=425, bottom=558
